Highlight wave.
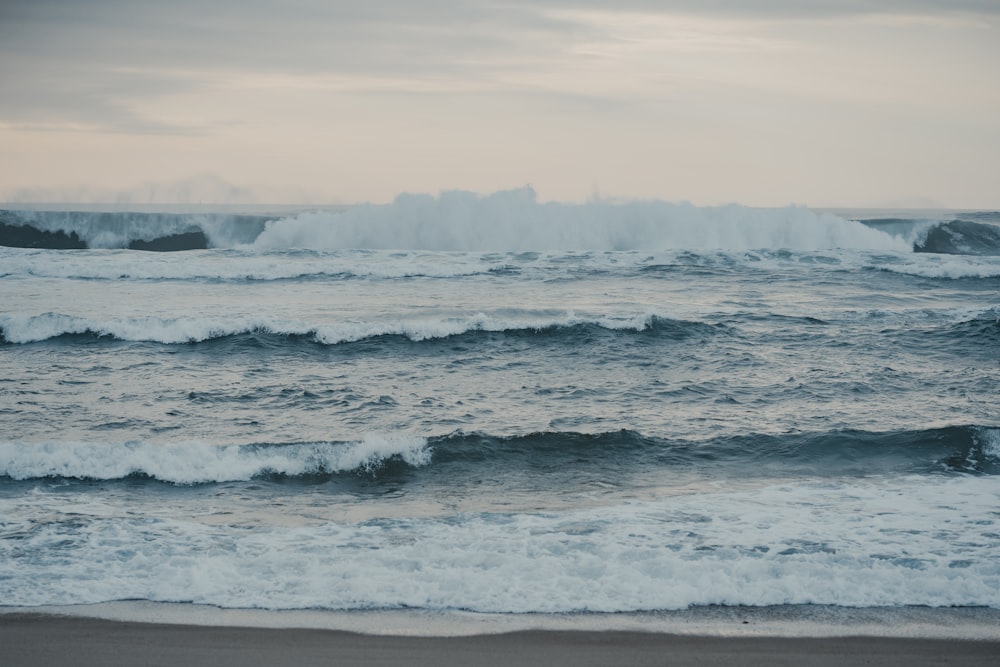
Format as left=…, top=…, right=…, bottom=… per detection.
left=0, top=247, right=512, bottom=282
left=425, top=426, right=1000, bottom=476
left=0, top=209, right=269, bottom=250
left=4, top=305, right=993, bottom=347
left=914, top=219, right=1000, bottom=256
left=6, top=196, right=998, bottom=258
left=4, top=473, right=1000, bottom=611
left=947, top=306, right=1000, bottom=342
left=3, top=426, right=995, bottom=485
left=0, top=312, right=718, bottom=346
left=867, top=255, right=1000, bottom=279
left=4, top=245, right=998, bottom=284
left=858, top=216, right=1000, bottom=257
left=2, top=189, right=912, bottom=252
left=845, top=306, right=1000, bottom=345
left=0, top=434, right=430, bottom=484
left=5, top=197, right=998, bottom=256
left=254, top=189, right=909, bottom=252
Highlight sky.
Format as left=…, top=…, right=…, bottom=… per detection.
left=1, top=1, right=997, bottom=208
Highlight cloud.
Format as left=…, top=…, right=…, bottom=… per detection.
left=2, top=0, right=995, bottom=134
left=3, top=172, right=324, bottom=205
left=533, top=1, right=1000, bottom=17
left=0, top=1, right=580, bottom=132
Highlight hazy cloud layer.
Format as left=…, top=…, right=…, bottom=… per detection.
left=1, top=1, right=997, bottom=205
left=3, top=0, right=996, bottom=132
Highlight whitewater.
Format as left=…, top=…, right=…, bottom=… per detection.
left=0, top=187, right=954, bottom=252
left=1, top=189, right=999, bottom=632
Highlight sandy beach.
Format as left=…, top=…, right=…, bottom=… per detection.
left=3, top=614, right=999, bottom=667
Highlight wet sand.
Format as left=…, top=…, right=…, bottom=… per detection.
left=3, top=613, right=999, bottom=666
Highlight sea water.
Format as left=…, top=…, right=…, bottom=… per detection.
left=1, top=189, right=998, bottom=631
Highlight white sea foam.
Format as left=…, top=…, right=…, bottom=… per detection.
left=314, top=311, right=670, bottom=344
left=252, top=188, right=909, bottom=252
left=0, top=311, right=674, bottom=345
left=5, top=190, right=910, bottom=253
left=868, top=255, right=1000, bottom=279
left=3, top=305, right=989, bottom=346
left=981, top=428, right=1000, bottom=461
left=1, top=475, right=998, bottom=611
left=0, top=313, right=299, bottom=344
left=0, top=247, right=505, bottom=282
left=0, top=435, right=430, bottom=484
left=5, top=241, right=996, bottom=284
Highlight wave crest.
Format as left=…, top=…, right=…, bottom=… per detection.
left=0, top=434, right=430, bottom=484
left=253, top=188, right=908, bottom=252
left=7, top=196, right=999, bottom=256
left=6, top=426, right=995, bottom=485
left=915, top=219, right=1000, bottom=256
left=0, top=311, right=713, bottom=345
left=0, top=209, right=269, bottom=249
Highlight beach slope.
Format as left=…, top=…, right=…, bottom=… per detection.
left=3, top=614, right=1000, bottom=667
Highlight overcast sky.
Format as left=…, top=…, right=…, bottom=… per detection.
left=1, top=1, right=997, bottom=207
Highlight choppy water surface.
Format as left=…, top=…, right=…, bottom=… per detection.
left=1, top=194, right=998, bottom=615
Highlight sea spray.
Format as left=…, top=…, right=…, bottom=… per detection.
left=252, top=188, right=908, bottom=252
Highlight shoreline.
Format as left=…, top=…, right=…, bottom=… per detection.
left=4, top=613, right=1000, bottom=667
left=5, top=601, right=1000, bottom=639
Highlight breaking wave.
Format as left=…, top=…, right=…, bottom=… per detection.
left=0, top=209, right=268, bottom=249
left=0, top=434, right=430, bottom=485
left=2, top=189, right=913, bottom=252
left=0, top=312, right=717, bottom=346
left=252, top=189, right=908, bottom=252
left=912, top=220, right=1000, bottom=256
left=5, top=193, right=998, bottom=257
left=3, top=426, right=996, bottom=485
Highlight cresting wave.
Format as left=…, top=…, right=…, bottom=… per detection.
left=3, top=306, right=996, bottom=346
left=0, top=312, right=714, bottom=345
left=0, top=209, right=269, bottom=249
left=1, top=189, right=970, bottom=253
left=251, top=189, right=910, bottom=252
left=3, top=433, right=999, bottom=612
left=0, top=434, right=430, bottom=484
left=2, top=426, right=996, bottom=484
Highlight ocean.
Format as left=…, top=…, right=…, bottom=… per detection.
left=1, top=189, right=999, bottom=634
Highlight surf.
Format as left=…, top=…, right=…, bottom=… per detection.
left=1, top=188, right=916, bottom=252
left=0, top=312, right=722, bottom=346
left=3, top=426, right=995, bottom=485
